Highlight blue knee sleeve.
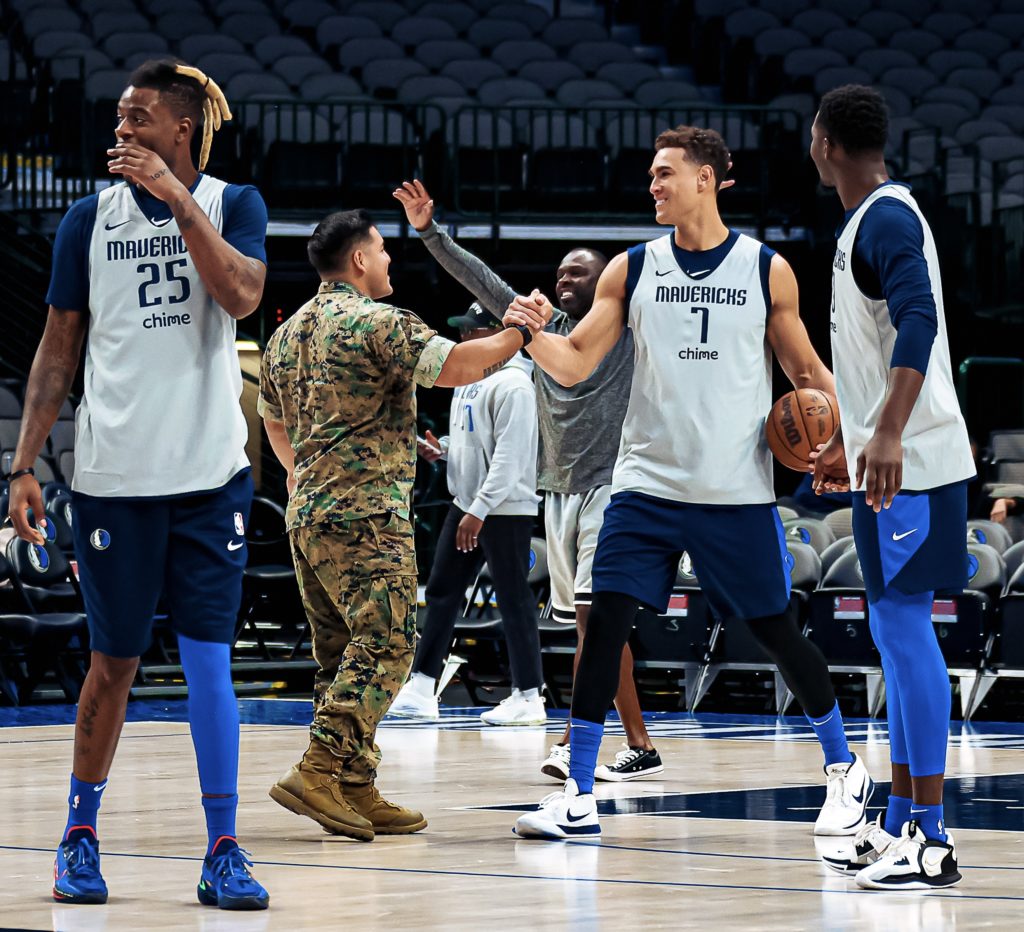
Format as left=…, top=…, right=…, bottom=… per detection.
left=869, top=588, right=949, bottom=777
left=179, top=634, right=239, bottom=796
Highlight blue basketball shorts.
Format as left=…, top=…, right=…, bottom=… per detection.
left=591, top=491, right=792, bottom=620
left=851, top=480, right=969, bottom=605
left=71, top=468, right=253, bottom=658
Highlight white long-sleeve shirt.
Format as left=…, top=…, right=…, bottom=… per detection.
left=444, top=355, right=540, bottom=520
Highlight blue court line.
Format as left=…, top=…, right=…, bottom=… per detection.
left=0, top=843, right=1020, bottom=902
left=565, top=840, right=1024, bottom=872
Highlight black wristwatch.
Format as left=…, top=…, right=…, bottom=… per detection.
left=510, top=323, right=532, bottom=347
left=3, top=466, right=34, bottom=482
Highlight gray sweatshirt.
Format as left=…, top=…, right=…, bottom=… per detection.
left=445, top=354, right=540, bottom=519
left=418, top=221, right=634, bottom=494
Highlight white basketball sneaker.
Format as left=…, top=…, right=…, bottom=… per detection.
left=387, top=680, right=439, bottom=720
left=814, top=753, right=873, bottom=835
left=514, top=779, right=600, bottom=839
left=821, top=813, right=897, bottom=874
left=480, top=690, right=547, bottom=726
left=855, top=821, right=961, bottom=890
left=541, top=743, right=571, bottom=781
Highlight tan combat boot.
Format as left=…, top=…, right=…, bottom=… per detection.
left=269, top=742, right=375, bottom=841
left=345, top=783, right=428, bottom=835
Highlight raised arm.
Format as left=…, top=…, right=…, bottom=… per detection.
left=106, top=145, right=266, bottom=318
left=765, top=253, right=836, bottom=396
left=504, top=253, right=628, bottom=386
left=393, top=180, right=517, bottom=318
left=8, top=307, right=87, bottom=544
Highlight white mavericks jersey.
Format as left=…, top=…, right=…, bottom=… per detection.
left=831, top=184, right=974, bottom=491
left=614, top=231, right=775, bottom=505
left=76, top=176, right=249, bottom=497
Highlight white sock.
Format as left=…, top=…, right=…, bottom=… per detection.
left=409, top=673, right=436, bottom=696
left=520, top=688, right=539, bottom=701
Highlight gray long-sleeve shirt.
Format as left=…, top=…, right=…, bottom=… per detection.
left=418, top=221, right=634, bottom=495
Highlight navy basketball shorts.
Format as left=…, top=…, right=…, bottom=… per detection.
left=71, top=468, right=253, bottom=658
left=851, top=480, right=968, bottom=605
left=591, top=490, right=791, bottom=620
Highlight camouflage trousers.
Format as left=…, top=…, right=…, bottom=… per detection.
left=289, top=513, right=418, bottom=785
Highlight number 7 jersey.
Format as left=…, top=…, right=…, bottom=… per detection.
left=614, top=230, right=776, bottom=505
left=75, top=175, right=249, bottom=497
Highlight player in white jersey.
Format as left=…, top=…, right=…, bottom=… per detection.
left=7, top=60, right=269, bottom=909
left=810, top=85, right=973, bottom=890
left=504, top=126, right=872, bottom=841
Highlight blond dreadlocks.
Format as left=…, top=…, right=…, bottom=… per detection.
left=172, top=64, right=232, bottom=171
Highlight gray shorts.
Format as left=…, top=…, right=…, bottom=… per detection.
left=544, top=485, right=613, bottom=624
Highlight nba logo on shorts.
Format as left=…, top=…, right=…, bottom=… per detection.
left=234, top=512, right=245, bottom=536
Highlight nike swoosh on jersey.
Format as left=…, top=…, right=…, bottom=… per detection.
left=654, top=269, right=676, bottom=277
left=892, top=529, right=918, bottom=541
left=104, top=219, right=130, bottom=230
left=227, top=540, right=244, bottom=551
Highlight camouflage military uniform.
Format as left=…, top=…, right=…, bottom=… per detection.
left=258, top=280, right=452, bottom=785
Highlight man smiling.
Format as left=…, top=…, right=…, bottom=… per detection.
left=7, top=59, right=270, bottom=909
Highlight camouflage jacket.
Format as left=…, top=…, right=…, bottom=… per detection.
left=258, top=280, right=453, bottom=530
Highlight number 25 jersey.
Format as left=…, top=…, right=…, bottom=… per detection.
left=615, top=231, right=775, bottom=505
left=48, top=176, right=266, bottom=497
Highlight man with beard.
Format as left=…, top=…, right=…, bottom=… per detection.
left=391, top=181, right=661, bottom=781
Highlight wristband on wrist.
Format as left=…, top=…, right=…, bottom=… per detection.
left=3, top=467, right=35, bottom=482
left=510, top=323, right=532, bottom=347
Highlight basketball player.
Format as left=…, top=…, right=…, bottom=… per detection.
left=389, top=302, right=546, bottom=727
left=503, top=126, right=873, bottom=839
left=260, top=210, right=536, bottom=840
left=810, top=85, right=972, bottom=890
left=7, top=61, right=269, bottom=908
left=393, top=180, right=661, bottom=779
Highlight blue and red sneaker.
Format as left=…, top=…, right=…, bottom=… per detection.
left=53, top=827, right=108, bottom=904
left=197, top=837, right=269, bottom=910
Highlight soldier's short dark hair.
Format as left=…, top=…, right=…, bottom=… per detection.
left=817, top=85, right=889, bottom=156
left=654, top=125, right=731, bottom=190
left=127, top=59, right=204, bottom=126
left=308, top=209, right=375, bottom=274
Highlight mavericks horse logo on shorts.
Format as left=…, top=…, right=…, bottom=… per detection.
left=90, top=528, right=111, bottom=551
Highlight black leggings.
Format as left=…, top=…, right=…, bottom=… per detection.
left=411, top=504, right=543, bottom=690
left=571, top=593, right=836, bottom=723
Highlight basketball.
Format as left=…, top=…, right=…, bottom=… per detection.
left=766, top=388, right=840, bottom=472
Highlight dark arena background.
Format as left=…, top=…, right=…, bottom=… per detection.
left=1, top=1, right=1024, bottom=929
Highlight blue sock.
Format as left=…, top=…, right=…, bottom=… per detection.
left=910, top=802, right=947, bottom=842
left=64, top=773, right=106, bottom=842
left=201, top=796, right=238, bottom=856
left=178, top=635, right=240, bottom=856
left=884, top=794, right=912, bottom=836
left=806, top=701, right=854, bottom=766
left=568, top=718, right=604, bottom=794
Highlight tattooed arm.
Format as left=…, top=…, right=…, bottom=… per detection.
left=434, top=328, right=527, bottom=388
left=8, top=307, right=87, bottom=543
left=167, top=186, right=266, bottom=319
left=106, top=143, right=267, bottom=319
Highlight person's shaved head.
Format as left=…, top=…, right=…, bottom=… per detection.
left=555, top=248, right=607, bottom=321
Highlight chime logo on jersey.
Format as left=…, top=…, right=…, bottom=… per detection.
left=234, top=512, right=245, bottom=536
left=90, top=528, right=111, bottom=550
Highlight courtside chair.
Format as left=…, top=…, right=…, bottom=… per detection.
left=633, top=552, right=715, bottom=712
left=1, top=539, right=89, bottom=703
left=234, top=496, right=304, bottom=661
